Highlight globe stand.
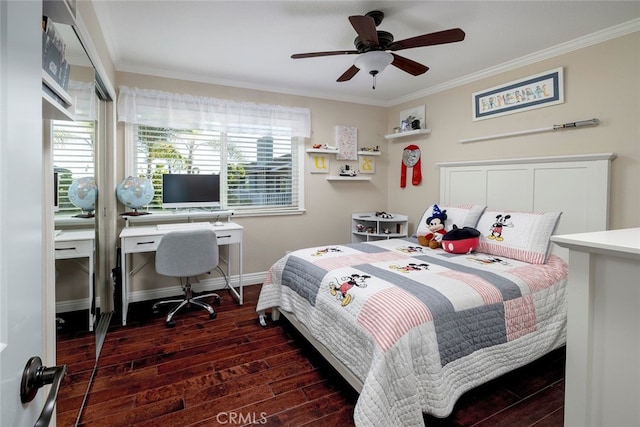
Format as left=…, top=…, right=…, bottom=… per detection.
left=74, top=210, right=95, bottom=219
left=120, top=208, right=151, bottom=216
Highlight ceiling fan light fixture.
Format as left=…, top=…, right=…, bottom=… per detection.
left=354, top=51, right=393, bottom=76
left=354, top=51, right=393, bottom=89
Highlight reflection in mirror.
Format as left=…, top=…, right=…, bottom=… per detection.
left=52, top=19, right=113, bottom=426
left=53, top=20, right=96, bottom=335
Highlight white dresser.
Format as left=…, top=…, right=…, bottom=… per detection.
left=551, top=228, right=640, bottom=427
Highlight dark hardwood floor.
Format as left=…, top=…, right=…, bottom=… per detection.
left=57, top=284, right=565, bottom=426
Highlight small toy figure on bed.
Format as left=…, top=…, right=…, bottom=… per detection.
left=417, top=204, right=448, bottom=248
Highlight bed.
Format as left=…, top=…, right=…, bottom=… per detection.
left=256, top=153, right=614, bottom=426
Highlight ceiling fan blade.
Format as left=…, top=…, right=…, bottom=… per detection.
left=337, top=65, right=360, bottom=82
left=389, top=28, right=465, bottom=51
left=391, top=53, right=429, bottom=76
left=348, top=15, right=379, bottom=46
left=292, top=50, right=358, bottom=59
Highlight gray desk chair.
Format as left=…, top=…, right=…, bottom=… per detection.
left=152, top=228, right=223, bottom=328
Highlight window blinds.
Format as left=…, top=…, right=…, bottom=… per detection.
left=132, top=125, right=300, bottom=212
left=53, top=120, right=95, bottom=216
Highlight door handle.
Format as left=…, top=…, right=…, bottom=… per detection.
left=20, top=356, right=67, bottom=427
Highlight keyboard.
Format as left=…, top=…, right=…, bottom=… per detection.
left=156, top=222, right=214, bottom=231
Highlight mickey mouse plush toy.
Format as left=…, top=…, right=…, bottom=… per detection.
left=418, top=204, right=448, bottom=249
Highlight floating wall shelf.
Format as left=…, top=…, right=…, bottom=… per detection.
left=306, top=149, right=381, bottom=156
left=306, top=148, right=339, bottom=154
left=326, top=176, right=372, bottom=181
left=384, top=129, right=431, bottom=140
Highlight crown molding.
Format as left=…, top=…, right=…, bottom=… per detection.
left=388, top=18, right=640, bottom=106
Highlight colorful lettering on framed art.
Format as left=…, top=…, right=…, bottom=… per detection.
left=472, top=68, right=563, bottom=121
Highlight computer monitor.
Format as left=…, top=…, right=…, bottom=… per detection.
left=161, top=173, right=221, bottom=209
left=53, top=171, right=59, bottom=212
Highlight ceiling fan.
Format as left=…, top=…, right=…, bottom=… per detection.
left=291, top=10, right=465, bottom=89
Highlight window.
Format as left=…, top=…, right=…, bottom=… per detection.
left=118, top=86, right=310, bottom=215
left=53, top=120, right=95, bottom=216
left=130, top=124, right=301, bottom=213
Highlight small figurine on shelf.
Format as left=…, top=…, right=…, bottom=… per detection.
left=400, top=119, right=412, bottom=132
left=401, top=114, right=422, bottom=131
left=375, top=211, right=394, bottom=219
left=339, top=164, right=358, bottom=177
left=360, top=145, right=380, bottom=152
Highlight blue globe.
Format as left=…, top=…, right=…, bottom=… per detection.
left=116, top=176, right=154, bottom=215
left=68, top=176, right=97, bottom=217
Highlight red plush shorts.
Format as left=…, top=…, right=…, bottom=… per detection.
left=442, top=237, right=479, bottom=254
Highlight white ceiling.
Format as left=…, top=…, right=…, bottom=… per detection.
left=92, top=1, right=640, bottom=106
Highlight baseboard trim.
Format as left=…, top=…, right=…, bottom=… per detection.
left=55, top=271, right=268, bottom=312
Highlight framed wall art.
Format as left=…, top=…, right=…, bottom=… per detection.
left=358, top=156, right=375, bottom=174
left=309, top=154, right=329, bottom=174
left=472, top=67, right=564, bottom=121
left=335, top=125, right=357, bottom=160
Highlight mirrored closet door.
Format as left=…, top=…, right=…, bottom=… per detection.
left=43, top=0, right=115, bottom=423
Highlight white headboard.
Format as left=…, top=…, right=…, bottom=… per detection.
left=438, top=153, right=615, bottom=235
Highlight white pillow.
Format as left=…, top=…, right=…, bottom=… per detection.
left=415, top=204, right=486, bottom=237
left=476, top=210, right=562, bottom=264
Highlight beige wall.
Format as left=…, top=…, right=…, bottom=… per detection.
left=388, top=32, right=639, bottom=234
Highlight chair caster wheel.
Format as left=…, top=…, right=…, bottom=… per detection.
left=166, top=320, right=176, bottom=328
left=214, top=296, right=221, bottom=305
left=152, top=308, right=160, bottom=315
left=209, top=312, right=217, bottom=320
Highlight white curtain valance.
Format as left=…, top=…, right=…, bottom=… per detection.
left=117, top=86, right=311, bottom=138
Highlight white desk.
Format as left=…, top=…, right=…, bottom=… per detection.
left=119, top=221, right=243, bottom=326
left=55, top=229, right=95, bottom=331
left=551, top=228, right=640, bottom=427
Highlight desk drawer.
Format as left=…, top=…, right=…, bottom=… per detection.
left=55, top=240, right=93, bottom=259
left=122, top=235, right=161, bottom=253
left=215, top=229, right=241, bottom=245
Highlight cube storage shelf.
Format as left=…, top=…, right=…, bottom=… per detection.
left=352, top=212, right=408, bottom=243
